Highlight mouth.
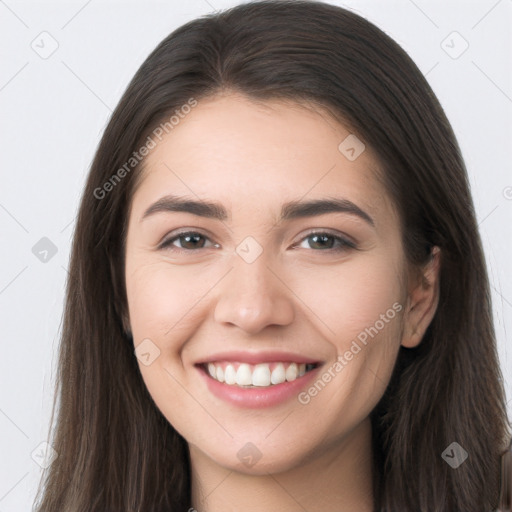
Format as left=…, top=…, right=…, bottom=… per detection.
left=201, top=361, right=319, bottom=388
left=194, top=352, right=323, bottom=408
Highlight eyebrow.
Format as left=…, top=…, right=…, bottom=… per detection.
left=140, top=194, right=374, bottom=226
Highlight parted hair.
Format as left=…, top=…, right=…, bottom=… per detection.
left=34, top=1, right=510, bottom=511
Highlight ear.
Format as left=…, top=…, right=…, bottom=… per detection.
left=401, top=246, right=441, bottom=348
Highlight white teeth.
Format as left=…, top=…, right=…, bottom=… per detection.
left=236, top=363, right=253, bottom=386
left=224, top=364, right=236, bottom=385
left=252, top=364, right=271, bottom=387
left=285, top=363, right=298, bottom=382
left=270, top=363, right=286, bottom=385
left=206, top=361, right=315, bottom=387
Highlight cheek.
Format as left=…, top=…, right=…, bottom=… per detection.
left=292, top=251, right=405, bottom=346
left=125, top=257, right=217, bottom=342
left=290, top=252, right=406, bottom=413
left=124, top=258, right=221, bottom=435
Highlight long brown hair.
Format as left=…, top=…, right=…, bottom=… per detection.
left=34, top=1, right=510, bottom=510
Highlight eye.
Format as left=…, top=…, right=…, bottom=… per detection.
left=158, top=230, right=356, bottom=253
left=159, top=231, right=219, bottom=251
left=296, top=231, right=356, bottom=252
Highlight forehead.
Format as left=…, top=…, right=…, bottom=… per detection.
left=130, top=93, right=392, bottom=223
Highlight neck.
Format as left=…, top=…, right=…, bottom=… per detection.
left=189, top=417, right=374, bottom=512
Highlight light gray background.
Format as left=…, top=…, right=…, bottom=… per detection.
left=0, top=0, right=511, bottom=510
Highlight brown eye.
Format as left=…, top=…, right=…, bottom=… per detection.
left=160, top=231, right=217, bottom=251
left=307, top=234, right=336, bottom=249
left=298, top=232, right=356, bottom=252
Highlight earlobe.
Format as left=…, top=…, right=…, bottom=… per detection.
left=401, top=246, right=441, bottom=348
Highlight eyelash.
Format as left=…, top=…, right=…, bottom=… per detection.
left=158, top=230, right=357, bottom=253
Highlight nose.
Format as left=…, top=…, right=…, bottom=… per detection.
left=214, top=253, right=295, bottom=335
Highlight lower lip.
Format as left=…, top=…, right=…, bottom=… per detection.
left=197, top=364, right=322, bottom=409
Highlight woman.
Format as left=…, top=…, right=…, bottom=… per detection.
left=34, top=1, right=510, bottom=510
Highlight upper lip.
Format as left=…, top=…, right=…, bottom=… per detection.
left=195, top=350, right=321, bottom=365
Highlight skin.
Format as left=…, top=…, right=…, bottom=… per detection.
left=124, top=91, right=440, bottom=512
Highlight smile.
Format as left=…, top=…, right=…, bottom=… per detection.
left=195, top=351, right=323, bottom=408
left=204, top=361, right=318, bottom=388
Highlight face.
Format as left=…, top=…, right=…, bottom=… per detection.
left=124, top=92, right=413, bottom=475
